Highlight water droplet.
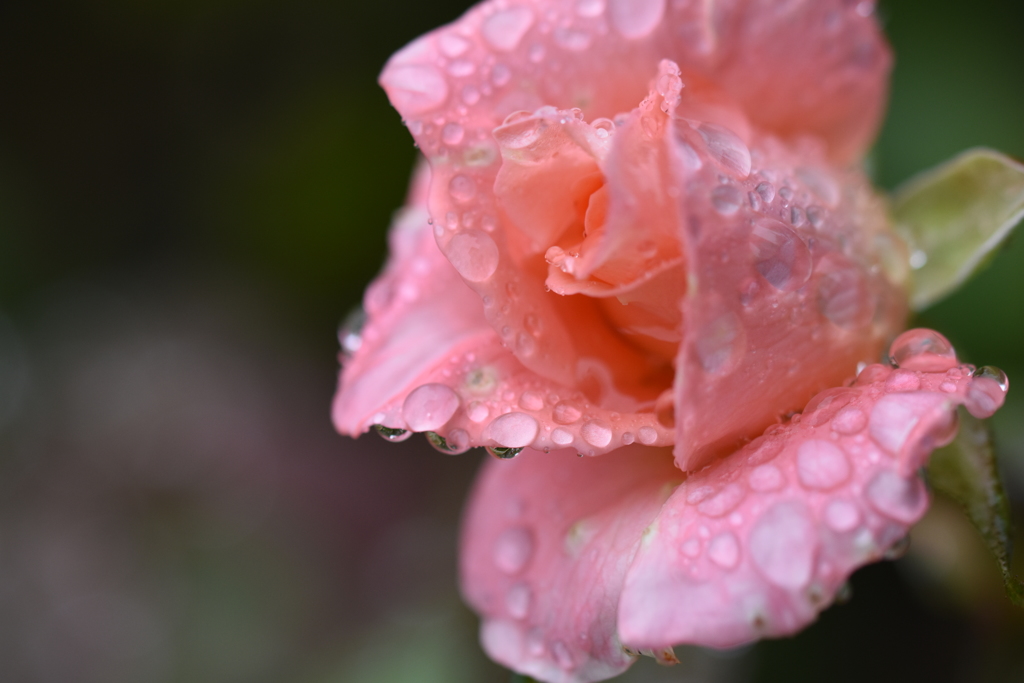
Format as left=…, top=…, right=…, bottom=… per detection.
left=380, top=64, right=449, bottom=115
left=888, top=329, right=957, bottom=372
left=748, top=464, right=785, bottom=491
left=883, top=535, right=910, bottom=561
left=505, top=582, right=532, bottom=619
left=403, top=383, right=461, bottom=432
left=966, top=366, right=1009, bottom=418
left=441, top=122, right=465, bottom=145
left=831, top=406, right=867, bottom=434
left=515, top=331, right=537, bottom=357
left=698, top=123, right=751, bottom=178
left=448, top=230, right=500, bottom=282
left=973, top=365, right=1009, bottom=391
left=796, top=439, right=850, bottom=490
left=338, top=306, right=366, bottom=359
left=711, top=184, right=743, bottom=215
left=426, top=429, right=471, bottom=454
left=447, top=59, right=476, bottom=77
left=866, top=470, right=927, bottom=523
left=494, top=112, right=544, bottom=149
left=681, top=537, right=701, bottom=557
left=750, top=219, right=812, bottom=291
left=487, top=412, right=540, bottom=447
left=621, top=432, right=635, bottom=445
left=696, top=311, right=745, bottom=375
left=686, top=485, right=714, bottom=505
left=806, top=206, right=825, bottom=229
left=637, top=426, right=658, bottom=445
left=747, top=191, right=762, bottom=212
left=488, top=446, right=523, bottom=459
left=697, top=483, right=746, bottom=517
left=778, top=186, right=793, bottom=204
left=790, top=206, right=804, bottom=227
left=581, top=420, right=612, bottom=447
left=552, top=401, right=582, bottom=424
left=868, top=392, right=947, bottom=457
left=491, top=63, right=512, bottom=87
left=482, top=6, right=535, bottom=51
left=552, top=640, right=575, bottom=670
left=576, top=0, right=605, bottom=16
left=707, top=532, right=740, bottom=569
left=551, top=428, right=574, bottom=446
left=467, top=401, right=490, bottom=423
left=438, top=33, right=470, bottom=58
left=494, top=527, right=535, bottom=574
left=449, top=174, right=477, bottom=203
left=374, top=424, right=412, bottom=442
left=609, top=0, right=665, bottom=39
left=750, top=502, right=817, bottom=588
left=884, top=369, right=921, bottom=392
left=554, top=27, right=591, bottom=51
left=519, top=390, right=545, bottom=411
left=755, top=181, right=775, bottom=203
left=817, top=266, right=870, bottom=329
left=824, top=499, right=860, bottom=532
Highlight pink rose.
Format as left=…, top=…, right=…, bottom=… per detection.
left=333, top=0, right=1012, bottom=681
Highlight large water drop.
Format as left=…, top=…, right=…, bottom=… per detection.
left=749, top=502, right=816, bottom=589
left=380, top=64, right=449, bottom=115
left=448, top=230, right=500, bottom=282
left=888, top=329, right=957, bottom=372
left=750, top=219, right=811, bottom=292
left=486, top=412, right=540, bottom=448
left=796, top=439, right=850, bottom=490
left=698, top=123, right=751, bottom=178
left=609, top=0, right=665, bottom=39
left=403, top=383, right=460, bottom=432
left=482, top=6, right=535, bottom=52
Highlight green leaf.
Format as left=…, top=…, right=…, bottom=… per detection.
left=891, top=148, right=1024, bottom=310
left=927, top=407, right=1024, bottom=606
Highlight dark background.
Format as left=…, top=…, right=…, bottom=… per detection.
left=0, top=0, right=1021, bottom=681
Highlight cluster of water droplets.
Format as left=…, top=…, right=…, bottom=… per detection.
left=365, top=340, right=672, bottom=458
left=619, top=328, right=1007, bottom=641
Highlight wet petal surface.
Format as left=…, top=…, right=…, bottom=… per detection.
left=461, top=445, right=680, bottom=683
left=618, top=332, right=1007, bottom=649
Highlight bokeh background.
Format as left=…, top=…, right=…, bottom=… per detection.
left=0, top=0, right=1022, bottom=681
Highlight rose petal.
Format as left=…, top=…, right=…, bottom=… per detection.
left=333, top=165, right=674, bottom=454
left=331, top=163, right=496, bottom=436
left=617, top=352, right=1002, bottom=649
left=671, top=131, right=907, bottom=471
left=460, top=445, right=681, bottom=683
left=377, top=0, right=891, bottom=405
left=383, top=0, right=889, bottom=162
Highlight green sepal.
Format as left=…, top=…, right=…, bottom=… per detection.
left=891, top=148, right=1024, bottom=311
left=927, top=407, right=1024, bottom=606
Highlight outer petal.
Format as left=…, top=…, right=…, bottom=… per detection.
left=460, top=445, right=681, bottom=683
left=671, top=127, right=908, bottom=470
left=618, top=335, right=1008, bottom=649
left=331, top=163, right=496, bottom=436
left=378, top=0, right=890, bottom=401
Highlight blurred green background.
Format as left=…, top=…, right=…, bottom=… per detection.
left=0, top=0, right=1021, bottom=681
